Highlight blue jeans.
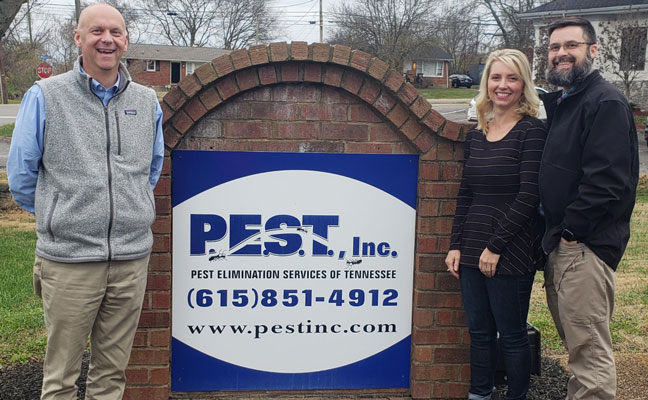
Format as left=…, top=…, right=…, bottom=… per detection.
left=460, top=267, right=535, bottom=400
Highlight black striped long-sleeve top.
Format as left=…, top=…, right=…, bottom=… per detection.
left=450, top=115, right=547, bottom=275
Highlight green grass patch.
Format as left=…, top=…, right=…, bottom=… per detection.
left=0, top=123, right=14, bottom=137
left=0, top=226, right=44, bottom=367
left=418, top=87, right=478, bottom=100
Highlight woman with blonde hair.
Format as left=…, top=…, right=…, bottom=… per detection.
left=445, top=49, right=546, bottom=400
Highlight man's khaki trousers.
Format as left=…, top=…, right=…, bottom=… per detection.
left=34, top=255, right=150, bottom=400
left=545, top=241, right=616, bottom=400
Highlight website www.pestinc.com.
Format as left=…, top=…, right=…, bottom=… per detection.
left=186, top=320, right=398, bottom=339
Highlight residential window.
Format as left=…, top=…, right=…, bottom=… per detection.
left=147, top=60, right=160, bottom=72
left=186, top=62, right=202, bottom=75
left=421, top=61, right=443, bottom=77
left=621, top=27, right=647, bottom=70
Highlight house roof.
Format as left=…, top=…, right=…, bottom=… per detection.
left=521, top=0, right=648, bottom=18
left=408, top=45, right=453, bottom=61
left=124, top=44, right=231, bottom=63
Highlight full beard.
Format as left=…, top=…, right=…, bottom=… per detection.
left=546, top=54, right=593, bottom=87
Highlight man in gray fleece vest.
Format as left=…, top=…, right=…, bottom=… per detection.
left=7, top=3, right=164, bottom=399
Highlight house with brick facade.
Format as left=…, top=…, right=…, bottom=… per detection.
left=403, top=45, right=454, bottom=88
left=124, top=44, right=231, bottom=87
left=520, top=0, right=648, bottom=107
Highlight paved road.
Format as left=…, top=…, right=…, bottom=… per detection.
left=0, top=104, right=20, bottom=126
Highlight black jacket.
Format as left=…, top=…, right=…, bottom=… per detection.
left=540, top=70, right=638, bottom=270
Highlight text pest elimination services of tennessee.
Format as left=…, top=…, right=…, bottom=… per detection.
left=171, top=150, right=418, bottom=391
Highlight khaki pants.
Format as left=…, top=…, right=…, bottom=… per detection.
left=34, top=255, right=150, bottom=400
left=545, top=241, right=616, bottom=400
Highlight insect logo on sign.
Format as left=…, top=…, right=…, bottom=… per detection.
left=37, top=62, right=53, bottom=79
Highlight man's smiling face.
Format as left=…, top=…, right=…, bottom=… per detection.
left=546, top=25, right=598, bottom=88
left=74, top=4, right=128, bottom=82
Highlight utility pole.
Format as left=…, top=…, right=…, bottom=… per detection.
left=319, top=0, right=323, bottom=43
left=27, top=0, right=33, bottom=46
left=75, top=0, right=81, bottom=25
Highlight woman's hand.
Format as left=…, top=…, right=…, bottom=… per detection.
left=479, top=248, right=500, bottom=278
left=445, top=250, right=461, bottom=279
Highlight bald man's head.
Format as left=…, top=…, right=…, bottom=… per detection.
left=74, top=2, right=128, bottom=86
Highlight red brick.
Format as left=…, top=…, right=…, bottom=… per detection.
left=413, top=345, right=433, bottom=362
left=414, top=328, right=462, bottom=344
left=385, top=70, right=405, bottom=92
left=441, top=200, right=457, bottom=216
left=298, top=141, right=344, bottom=153
left=154, top=197, right=171, bottom=215
left=215, top=76, right=239, bottom=100
left=421, top=182, right=460, bottom=198
left=411, top=96, right=431, bottom=119
left=194, top=62, right=217, bottom=85
left=392, top=142, right=417, bottom=154
left=301, top=103, right=346, bottom=121
left=411, top=382, right=432, bottom=399
left=163, top=87, right=186, bottom=111
left=150, top=253, right=171, bottom=272
left=417, top=291, right=463, bottom=308
left=323, top=65, right=344, bottom=87
left=125, top=368, right=148, bottom=384
left=151, top=330, right=170, bottom=347
left=442, top=120, right=463, bottom=141
left=461, top=364, right=471, bottom=381
left=331, top=44, right=351, bottom=65
left=123, top=386, right=169, bottom=400
left=272, top=84, right=319, bottom=102
left=418, top=254, right=447, bottom=272
left=386, top=104, right=408, bottom=127
left=290, top=41, right=308, bottom=60
left=198, top=87, right=222, bottom=111
left=153, top=176, right=171, bottom=196
left=374, top=92, right=397, bottom=116
left=398, top=82, right=419, bottom=105
left=417, top=272, right=437, bottom=290
left=341, top=70, right=363, bottom=94
left=358, top=80, right=381, bottom=104
left=258, top=65, right=277, bottom=85
left=441, top=162, right=463, bottom=180
left=436, top=310, right=455, bottom=326
left=161, top=156, right=170, bottom=175
left=230, top=49, right=251, bottom=70
left=280, top=63, right=299, bottom=82
left=236, top=68, right=259, bottom=91
left=304, top=63, right=322, bottom=82
left=274, top=122, right=319, bottom=139
left=250, top=103, right=298, bottom=120
left=321, top=123, right=368, bottom=141
left=249, top=44, right=269, bottom=65
left=419, top=199, right=440, bottom=217
left=150, top=367, right=170, bottom=385
left=161, top=102, right=173, bottom=125
left=139, top=311, right=169, bottom=328
left=400, top=118, right=423, bottom=141
left=350, top=50, right=371, bottom=71
left=417, top=236, right=438, bottom=253
left=447, top=382, right=471, bottom=398
left=312, top=43, right=331, bottom=62
left=422, top=109, right=446, bottom=134
left=414, top=308, right=435, bottom=326
left=132, top=331, right=147, bottom=347
left=171, top=110, right=193, bottom=134
left=437, top=273, right=461, bottom=290
left=414, top=130, right=435, bottom=153
left=430, top=365, right=461, bottom=380
left=152, top=215, right=170, bottom=234
left=345, top=142, right=392, bottom=153
left=212, top=54, right=234, bottom=76
left=225, top=121, right=271, bottom=139
left=249, top=141, right=299, bottom=152
left=438, top=141, right=455, bottom=160
left=368, top=58, right=389, bottom=80
left=350, top=104, right=380, bottom=123
left=439, top=236, right=452, bottom=252
left=184, top=97, right=207, bottom=122
left=146, top=274, right=170, bottom=291
left=152, top=292, right=170, bottom=309
left=321, top=87, right=353, bottom=104
left=129, top=348, right=169, bottom=365
left=455, top=142, right=465, bottom=161
left=369, top=124, right=400, bottom=142
left=178, top=75, right=201, bottom=97
left=270, top=42, right=289, bottom=62
left=420, top=163, right=440, bottom=180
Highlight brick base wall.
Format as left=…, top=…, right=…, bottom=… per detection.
left=129, top=42, right=471, bottom=399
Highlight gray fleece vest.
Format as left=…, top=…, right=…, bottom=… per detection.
left=34, top=59, right=158, bottom=263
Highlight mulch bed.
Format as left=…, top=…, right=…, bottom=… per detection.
left=0, top=355, right=568, bottom=399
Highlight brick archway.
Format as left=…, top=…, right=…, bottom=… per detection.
left=133, top=42, right=471, bottom=399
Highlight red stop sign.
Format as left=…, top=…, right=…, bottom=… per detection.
left=37, top=62, right=53, bottom=79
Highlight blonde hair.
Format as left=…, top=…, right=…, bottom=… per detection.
left=476, top=49, right=540, bottom=133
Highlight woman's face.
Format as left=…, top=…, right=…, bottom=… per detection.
left=487, top=60, right=524, bottom=112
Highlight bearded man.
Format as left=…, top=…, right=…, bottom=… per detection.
left=539, top=16, right=639, bottom=400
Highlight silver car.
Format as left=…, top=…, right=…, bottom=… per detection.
left=467, top=87, right=548, bottom=121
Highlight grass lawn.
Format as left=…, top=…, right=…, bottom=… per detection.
left=418, top=87, right=478, bottom=100
left=0, top=123, right=14, bottom=137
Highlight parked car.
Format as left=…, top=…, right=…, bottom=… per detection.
left=466, top=87, right=548, bottom=121
left=450, top=74, right=473, bottom=88
left=644, top=124, right=648, bottom=147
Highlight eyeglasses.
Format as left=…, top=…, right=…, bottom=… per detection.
left=548, top=41, right=593, bottom=53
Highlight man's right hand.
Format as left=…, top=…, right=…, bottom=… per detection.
left=445, top=250, right=461, bottom=279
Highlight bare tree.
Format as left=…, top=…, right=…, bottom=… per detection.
left=145, top=0, right=219, bottom=47
left=481, top=0, right=547, bottom=51
left=218, top=0, right=277, bottom=49
left=431, top=3, right=484, bottom=75
left=329, top=0, right=438, bottom=70
left=598, top=19, right=648, bottom=101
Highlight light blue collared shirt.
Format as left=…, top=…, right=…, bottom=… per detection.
left=7, top=70, right=165, bottom=213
